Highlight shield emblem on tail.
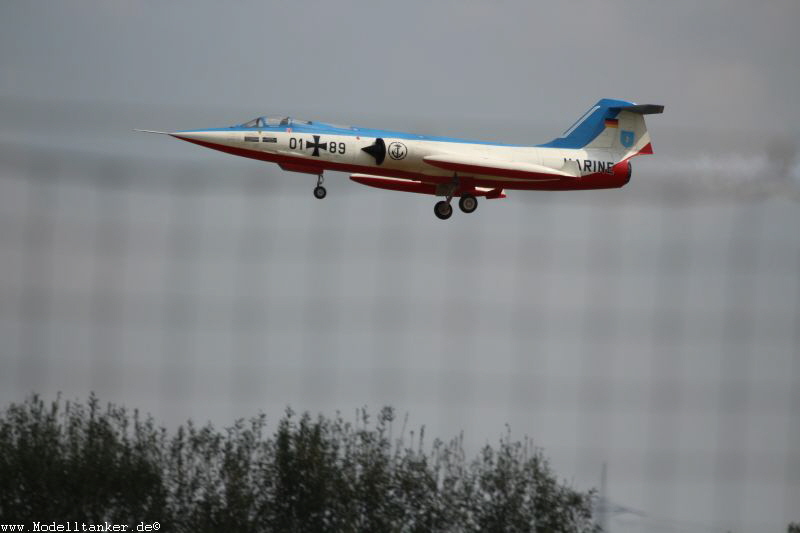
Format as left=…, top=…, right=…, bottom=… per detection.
left=620, top=130, right=635, bottom=148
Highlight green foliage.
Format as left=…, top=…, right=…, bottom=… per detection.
left=789, top=522, right=800, bottom=533
left=0, top=395, right=598, bottom=532
left=0, top=393, right=167, bottom=525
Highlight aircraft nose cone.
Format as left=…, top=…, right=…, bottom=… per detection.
left=171, top=130, right=214, bottom=142
left=170, top=130, right=234, bottom=149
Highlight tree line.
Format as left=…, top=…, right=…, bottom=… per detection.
left=0, top=394, right=598, bottom=532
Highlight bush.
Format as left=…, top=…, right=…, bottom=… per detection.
left=0, top=395, right=598, bottom=532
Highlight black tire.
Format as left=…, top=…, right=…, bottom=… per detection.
left=459, top=195, right=478, bottom=214
left=434, top=200, right=452, bottom=220
left=313, top=185, right=327, bottom=199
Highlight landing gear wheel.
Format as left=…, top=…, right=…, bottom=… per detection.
left=459, top=195, right=478, bottom=214
left=313, top=174, right=326, bottom=199
left=434, top=200, right=453, bottom=220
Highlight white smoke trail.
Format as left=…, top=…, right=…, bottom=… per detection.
left=630, top=145, right=800, bottom=204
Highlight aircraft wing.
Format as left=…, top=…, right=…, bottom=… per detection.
left=422, top=154, right=578, bottom=181
left=350, top=174, right=506, bottom=198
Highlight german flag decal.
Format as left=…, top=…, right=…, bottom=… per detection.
left=604, top=118, right=619, bottom=128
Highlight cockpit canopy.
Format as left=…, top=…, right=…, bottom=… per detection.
left=239, top=116, right=311, bottom=128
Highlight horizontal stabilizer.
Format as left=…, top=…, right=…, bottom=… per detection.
left=610, top=104, right=664, bottom=115
left=423, top=154, right=576, bottom=181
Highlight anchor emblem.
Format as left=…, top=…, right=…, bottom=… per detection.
left=388, top=142, right=407, bottom=160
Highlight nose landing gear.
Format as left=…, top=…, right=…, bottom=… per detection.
left=313, top=174, right=326, bottom=199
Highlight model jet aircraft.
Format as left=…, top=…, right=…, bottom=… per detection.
left=137, top=98, right=663, bottom=219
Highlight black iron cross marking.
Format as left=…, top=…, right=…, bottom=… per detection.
left=306, top=135, right=328, bottom=157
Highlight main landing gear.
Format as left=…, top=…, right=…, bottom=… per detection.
left=313, top=174, right=326, bottom=199
left=434, top=200, right=453, bottom=220
left=433, top=193, right=478, bottom=220
left=459, top=195, right=478, bottom=214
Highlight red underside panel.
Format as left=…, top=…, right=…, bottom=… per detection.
left=175, top=137, right=632, bottom=191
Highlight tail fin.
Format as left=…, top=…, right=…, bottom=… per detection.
left=540, top=99, right=664, bottom=157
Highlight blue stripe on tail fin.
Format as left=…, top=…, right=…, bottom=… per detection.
left=538, top=98, right=635, bottom=149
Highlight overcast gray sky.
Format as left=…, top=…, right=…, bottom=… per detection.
left=1, top=1, right=798, bottom=532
